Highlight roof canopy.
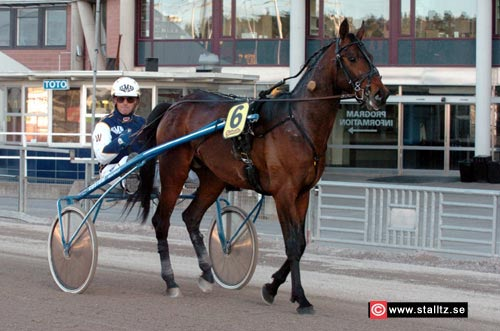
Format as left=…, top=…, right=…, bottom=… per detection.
left=0, top=70, right=259, bottom=85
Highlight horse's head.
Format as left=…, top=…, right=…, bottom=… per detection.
left=335, top=19, right=389, bottom=110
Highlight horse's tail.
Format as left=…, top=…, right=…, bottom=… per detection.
left=126, top=102, right=172, bottom=222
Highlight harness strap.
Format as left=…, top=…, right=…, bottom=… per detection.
left=256, top=103, right=321, bottom=180
left=231, top=103, right=267, bottom=194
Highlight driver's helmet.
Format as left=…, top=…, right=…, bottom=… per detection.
left=111, top=77, right=141, bottom=97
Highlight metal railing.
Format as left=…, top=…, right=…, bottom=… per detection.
left=0, top=144, right=277, bottom=222
left=308, top=180, right=500, bottom=257
left=0, top=145, right=74, bottom=212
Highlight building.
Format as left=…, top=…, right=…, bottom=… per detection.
left=0, top=0, right=499, bottom=180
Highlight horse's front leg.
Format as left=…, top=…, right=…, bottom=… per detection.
left=262, top=191, right=314, bottom=314
left=261, top=260, right=290, bottom=304
left=262, top=224, right=312, bottom=314
left=286, top=223, right=313, bottom=314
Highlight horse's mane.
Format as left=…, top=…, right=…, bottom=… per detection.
left=258, top=40, right=335, bottom=98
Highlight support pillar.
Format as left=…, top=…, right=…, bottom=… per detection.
left=119, top=0, right=136, bottom=71
left=76, top=0, right=105, bottom=70
left=474, top=0, right=493, bottom=156
left=289, top=0, right=306, bottom=90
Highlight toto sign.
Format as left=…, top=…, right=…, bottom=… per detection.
left=43, top=79, right=69, bottom=90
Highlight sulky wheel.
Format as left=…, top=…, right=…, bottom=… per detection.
left=48, top=206, right=98, bottom=294
left=208, top=206, right=258, bottom=290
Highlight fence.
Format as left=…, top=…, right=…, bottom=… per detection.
left=308, top=180, right=500, bottom=257
left=0, top=145, right=79, bottom=212
left=0, top=145, right=277, bottom=221
left=3, top=146, right=500, bottom=257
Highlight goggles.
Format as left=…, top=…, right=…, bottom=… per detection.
left=115, top=96, right=138, bottom=104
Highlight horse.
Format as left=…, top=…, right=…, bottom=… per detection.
left=128, top=18, right=389, bottom=314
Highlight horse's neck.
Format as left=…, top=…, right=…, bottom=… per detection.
left=292, top=98, right=338, bottom=155
left=290, top=59, right=340, bottom=154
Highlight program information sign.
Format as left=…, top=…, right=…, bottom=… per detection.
left=340, top=110, right=393, bottom=134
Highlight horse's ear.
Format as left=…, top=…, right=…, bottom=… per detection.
left=339, top=18, right=349, bottom=39
left=357, top=21, right=366, bottom=40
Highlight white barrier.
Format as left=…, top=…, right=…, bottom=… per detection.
left=308, top=180, right=500, bottom=257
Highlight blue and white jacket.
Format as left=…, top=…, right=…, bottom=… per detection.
left=92, top=108, right=145, bottom=166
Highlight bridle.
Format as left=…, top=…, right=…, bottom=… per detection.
left=335, top=36, right=379, bottom=103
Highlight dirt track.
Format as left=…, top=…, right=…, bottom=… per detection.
left=1, top=217, right=500, bottom=331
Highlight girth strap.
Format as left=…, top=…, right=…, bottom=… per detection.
left=231, top=103, right=266, bottom=194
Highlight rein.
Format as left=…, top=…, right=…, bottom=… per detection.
left=138, top=93, right=355, bottom=135
left=167, top=93, right=355, bottom=105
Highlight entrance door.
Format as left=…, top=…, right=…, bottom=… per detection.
left=403, top=103, right=445, bottom=170
left=402, top=98, right=475, bottom=173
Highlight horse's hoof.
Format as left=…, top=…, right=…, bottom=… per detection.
left=198, top=276, right=213, bottom=293
left=166, top=287, right=182, bottom=298
left=261, top=285, right=275, bottom=305
left=297, top=305, right=315, bottom=315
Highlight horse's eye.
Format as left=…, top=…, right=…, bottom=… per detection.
left=348, top=56, right=356, bottom=62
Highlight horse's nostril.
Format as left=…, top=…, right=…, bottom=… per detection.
left=374, top=88, right=389, bottom=104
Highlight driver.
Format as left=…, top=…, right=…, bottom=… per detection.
left=92, top=77, right=145, bottom=193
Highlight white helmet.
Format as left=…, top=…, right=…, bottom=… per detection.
left=111, top=77, right=141, bottom=97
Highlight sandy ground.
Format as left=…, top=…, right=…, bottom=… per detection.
left=1, top=215, right=500, bottom=330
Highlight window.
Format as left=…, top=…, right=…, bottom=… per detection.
left=323, top=0, right=389, bottom=39
left=234, top=0, right=290, bottom=65
left=235, top=0, right=290, bottom=39
left=309, top=0, right=319, bottom=36
left=140, top=0, right=151, bottom=38
left=17, top=8, right=39, bottom=46
left=152, top=0, right=212, bottom=39
left=52, top=89, right=80, bottom=143
left=0, top=10, right=11, bottom=46
left=158, top=88, right=183, bottom=104
left=45, top=8, right=66, bottom=46
left=401, top=0, right=411, bottom=36
left=415, top=0, right=476, bottom=38
left=403, top=104, right=445, bottom=169
left=327, top=102, right=398, bottom=168
left=307, top=1, right=389, bottom=65
left=1, top=6, right=68, bottom=48
left=5, top=87, right=22, bottom=143
left=496, top=0, right=500, bottom=34
left=222, top=0, right=232, bottom=37
left=138, top=0, right=291, bottom=66
left=450, top=105, right=474, bottom=148
left=25, top=87, right=49, bottom=143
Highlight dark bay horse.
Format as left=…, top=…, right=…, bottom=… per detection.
left=129, top=19, right=389, bottom=314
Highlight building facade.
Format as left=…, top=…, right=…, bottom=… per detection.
left=1, top=0, right=500, bottom=179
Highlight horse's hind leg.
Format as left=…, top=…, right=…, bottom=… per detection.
left=262, top=190, right=314, bottom=314
left=154, top=157, right=190, bottom=297
left=154, top=197, right=182, bottom=297
left=182, top=169, right=225, bottom=292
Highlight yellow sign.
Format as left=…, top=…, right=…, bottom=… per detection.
left=223, top=103, right=249, bottom=139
